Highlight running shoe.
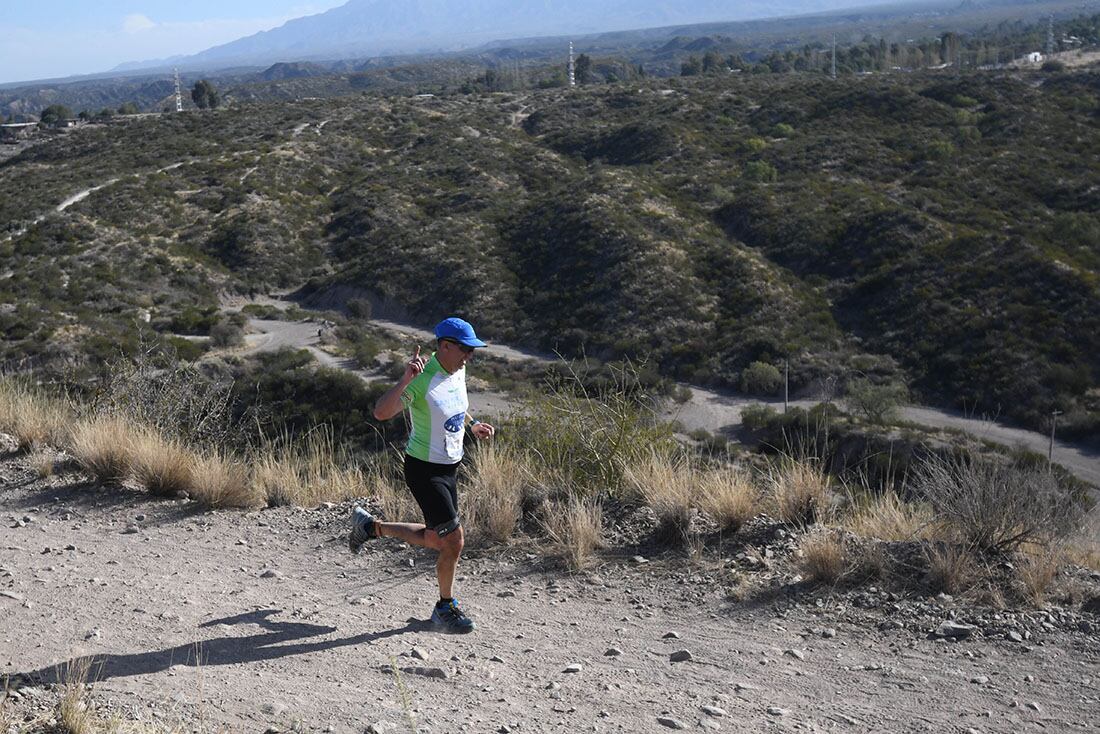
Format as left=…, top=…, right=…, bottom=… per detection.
left=348, top=505, right=377, bottom=554
left=431, top=599, right=476, bottom=634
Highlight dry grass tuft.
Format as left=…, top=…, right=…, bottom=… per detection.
left=1016, top=550, right=1063, bottom=606
left=845, top=490, right=936, bottom=541
left=188, top=452, right=258, bottom=508
left=798, top=529, right=851, bottom=584
left=466, top=446, right=525, bottom=544
left=768, top=458, right=833, bottom=526
left=254, top=431, right=365, bottom=507
left=58, top=656, right=96, bottom=734
left=28, top=447, right=59, bottom=479
left=698, top=467, right=757, bottom=532
left=0, top=380, right=73, bottom=451
left=542, top=496, right=604, bottom=570
left=923, top=543, right=978, bottom=595
left=625, top=451, right=695, bottom=545
left=68, top=417, right=136, bottom=486
left=129, top=431, right=195, bottom=497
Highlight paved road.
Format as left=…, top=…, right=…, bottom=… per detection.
left=233, top=304, right=1099, bottom=488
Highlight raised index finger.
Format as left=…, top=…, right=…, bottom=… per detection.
left=413, top=345, right=421, bottom=360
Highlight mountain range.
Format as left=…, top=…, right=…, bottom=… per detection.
left=116, top=0, right=914, bottom=72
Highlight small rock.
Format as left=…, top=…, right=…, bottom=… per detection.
left=821, top=628, right=837, bottom=638
left=84, top=628, right=101, bottom=640
left=263, top=728, right=281, bottom=734
left=767, top=707, right=789, bottom=716
left=734, top=682, right=758, bottom=692
left=604, top=648, right=622, bottom=657
left=260, top=569, right=282, bottom=579
left=970, top=676, right=989, bottom=684
left=701, top=705, right=727, bottom=717
left=490, top=655, right=504, bottom=663
left=410, top=647, right=429, bottom=661
left=497, top=590, right=516, bottom=598
left=404, top=666, right=448, bottom=680
left=1006, top=630, right=1024, bottom=643
left=563, top=663, right=583, bottom=673
left=1024, top=675, right=1035, bottom=683
left=236, top=539, right=247, bottom=546
left=497, top=727, right=511, bottom=734
left=784, top=649, right=806, bottom=661
left=366, top=724, right=397, bottom=734
left=64, top=544, right=76, bottom=551
left=632, top=555, right=648, bottom=564
left=934, top=622, right=977, bottom=640
left=669, top=650, right=693, bottom=663
left=1026, top=702, right=1041, bottom=712
left=662, top=631, right=681, bottom=639
left=879, top=620, right=903, bottom=631
left=134, top=514, right=147, bottom=522
left=121, top=525, right=140, bottom=534
left=656, top=717, right=686, bottom=730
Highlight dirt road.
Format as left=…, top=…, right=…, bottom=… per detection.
left=234, top=305, right=1100, bottom=489
left=2, top=445, right=1097, bottom=733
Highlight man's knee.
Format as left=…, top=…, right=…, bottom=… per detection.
left=439, top=525, right=464, bottom=554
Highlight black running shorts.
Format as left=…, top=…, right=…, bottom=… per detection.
left=404, top=454, right=461, bottom=536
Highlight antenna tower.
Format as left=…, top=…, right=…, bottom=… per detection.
left=1046, top=15, right=1054, bottom=56
left=568, top=42, right=576, bottom=87
left=831, top=34, right=837, bottom=79
left=173, top=68, right=183, bottom=113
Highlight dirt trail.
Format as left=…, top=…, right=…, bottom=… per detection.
left=227, top=298, right=1100, bottom=489
left=2, top=445, right=1097, bottom=733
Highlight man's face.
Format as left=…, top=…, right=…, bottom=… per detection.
left=439, top=339, right=474, bottom=370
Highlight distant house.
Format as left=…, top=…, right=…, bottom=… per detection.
left=1026, top=52, right=1043, bottom=64
left=0, top=122, right=38, bottom=141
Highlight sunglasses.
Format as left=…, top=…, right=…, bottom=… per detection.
left=442, top=339, right=474, bottom=354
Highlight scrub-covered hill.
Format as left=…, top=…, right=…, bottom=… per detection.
left=0, top=70, right=1097, bottom=436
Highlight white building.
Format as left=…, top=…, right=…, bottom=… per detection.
left=1026, top=52, right=1043, bottom=64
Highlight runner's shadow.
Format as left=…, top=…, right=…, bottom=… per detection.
left=10, top=609, right=426, bottom=687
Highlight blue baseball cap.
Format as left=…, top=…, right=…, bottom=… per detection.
left=434, top=317, right=487, bottom=348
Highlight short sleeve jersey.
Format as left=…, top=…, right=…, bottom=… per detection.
left=401, top=354, right=468, bottom=465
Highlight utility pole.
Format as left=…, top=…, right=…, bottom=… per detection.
left=1048, top=409, right=1062, bottom=466
left=173, top=68, right=183, bottom=113
left=831, top=34, right=837, bottom=79
left=568, top=42, right=576, bottom=88
left=783, top=360, right=789, bottom=414
left=1046, top=15, right=1055, bottom=57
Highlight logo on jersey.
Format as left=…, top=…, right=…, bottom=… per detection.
left=444, top=412, right=466, bottom=433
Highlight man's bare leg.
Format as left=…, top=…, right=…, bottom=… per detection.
left=376, top=521, right=442, bottom=550
left=435, top=527, right=464, bottom=599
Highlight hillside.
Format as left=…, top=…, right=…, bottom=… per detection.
left=0, top=69, right=1098, bottom=437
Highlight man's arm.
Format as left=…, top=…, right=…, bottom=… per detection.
left=373, top=346, right=427, bottom=421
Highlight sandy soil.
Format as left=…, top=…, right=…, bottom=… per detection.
left=2, top=438, right=1099, bottom=733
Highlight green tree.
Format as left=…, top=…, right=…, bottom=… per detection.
left=117, top=102, right=139, bottom=115
left=575, top=54, right=593, bottom=84
left=681, top=55, right=702, bottom=76
left=39, top=104, right=73, bottom=127
left=740, top=361, right=782, bottom=395
left=845, top=378, right=908, bottom=424
left=191, top=79, right=220, bottom=109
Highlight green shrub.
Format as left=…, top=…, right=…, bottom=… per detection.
left=845, top=378, right=908, bottom=425
left=742, top=160, right=778, bottom=182
left=740, top=361, right=782, bottom=395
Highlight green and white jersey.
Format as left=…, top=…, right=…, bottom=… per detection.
left=401, top=354, right=468, bottom=465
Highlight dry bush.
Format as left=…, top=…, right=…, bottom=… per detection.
left=254, top=430, right=364, bottom=507
left=912, top=454, right=1084, bottom=553
left=1015, top=550, right=1063, bottom=606
left=0, top=379, right=73, bottom=451
left=58, top=656, right=96, bottom=734
left=465, top=446, right=526, bottom=545
left=767, top=457, right=833, bottom=526
left=798, top=529, right=851, bottom=584
left=188, top=452, right=258, bottom=508
left=542, top=496, right=604, bottom=570
left=129, top=431, right=195, bottom=497
left=698, top=467, right=758, bottom=532
left=844, top=489, right=936, bottom=541
left=624, top=451, right=695, bottom=545
left=68, top=417, right=136, bottom=486
left=923, top=543, right=978, bottom=595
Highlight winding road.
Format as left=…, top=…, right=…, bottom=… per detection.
left=234, top=302, right=1100, bottom=488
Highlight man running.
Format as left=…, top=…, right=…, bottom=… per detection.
left=349, top=317, right=495, bottom=634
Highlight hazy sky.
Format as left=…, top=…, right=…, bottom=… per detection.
left=1, top=1, right=346, bottom=84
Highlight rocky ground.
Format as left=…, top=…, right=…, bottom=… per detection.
left=2, top=434, right=1099, bottom=734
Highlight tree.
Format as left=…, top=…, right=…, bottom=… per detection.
left=740, top=361, right=782, bottom=395
left=702, top=50, right=724, bottom=74
left=97, top=108, right=114, bottom=120
left=845, top=378, right=908, bottom=424
left=117, top=102, right=139, bottom=115
left=39, top=104, right=73, bottom=127
left=191, top=79, right=220, bottom=110
left=575, top=54, right=593, bottom=84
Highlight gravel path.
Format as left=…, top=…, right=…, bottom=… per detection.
left=2, top=446, right=1097, bottom=733
left=229, top=300, right=1100, bottom=489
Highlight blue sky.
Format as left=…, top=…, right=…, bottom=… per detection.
left=1, top=1, right=346, bottom=84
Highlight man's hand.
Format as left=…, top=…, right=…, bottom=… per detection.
left=403, top=345, right=428, bottom=384
left=471, top=422, right=495, bottom=440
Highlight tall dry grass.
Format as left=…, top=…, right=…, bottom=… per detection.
left=542, top=496, right=604, bottom=570
left=924, top=543, right=978, bottom=595
left=0, top=378, right=73, bottom=451
left=1015, top=550, right=1063, bottom=606
left=129, top=430, right=195, bottom=497
left=68, top=416, right=138, bottom=486
left=798, top=529, right=851, bottom=584
left=767, top=457, right=833, bottom=526
left=188, top=451, right=259, bottom=509
left=844, top=489, right=936, bottom=541
left=465, top=445, right=525, bottom=544
left=58, top=656, right=97, bottom=734
left=698, top=467, right=758, bottom=532
left=253, top=430, right=364, bottom=507
left=368, top=456, right=420, bottom=521
left=624, top=451, right=695, bottom=545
